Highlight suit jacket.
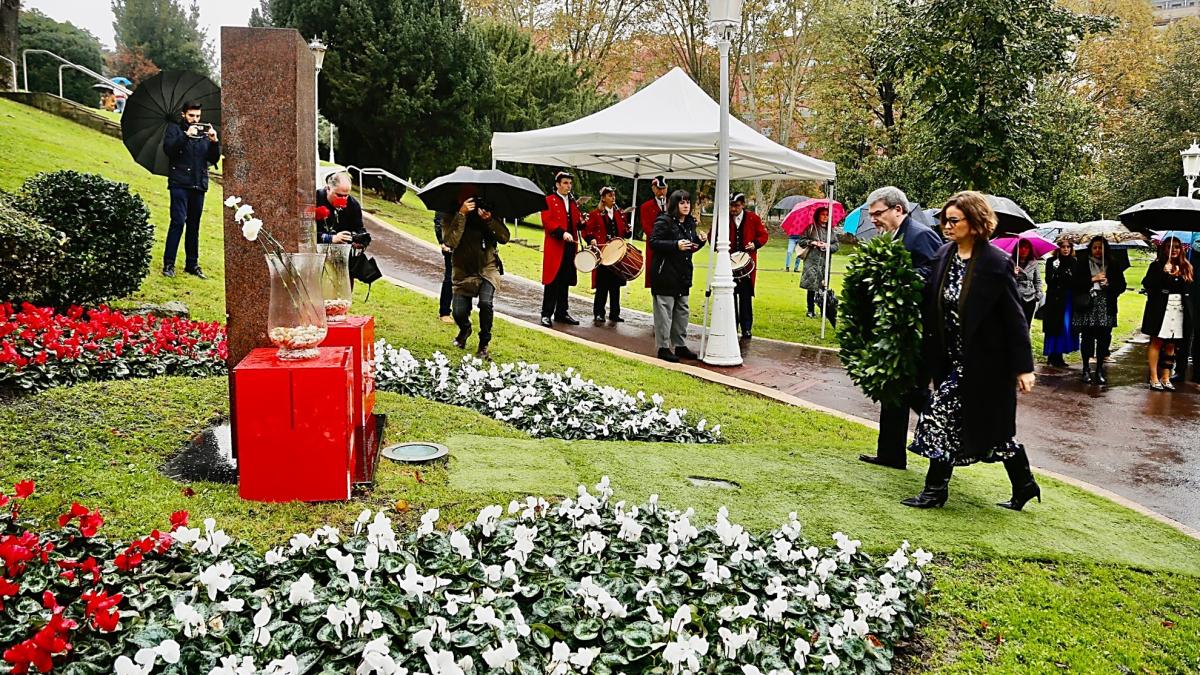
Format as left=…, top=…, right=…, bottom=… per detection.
left=897, top=215, right=943, bottom=282
left=728, top=211, right=769, bottom=288
left=923, top=241, right=1034, bottom=456
left=640, top=198, right=666, bottom=288
left=540, top=192, right=583, bottom=286
left=585, top=207, right=630, bottom=289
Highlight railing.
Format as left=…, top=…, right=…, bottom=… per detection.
left=338, top=165, right=422, bottom=204
left=0, top=55, right=15, bottom=92
left=22, top=49, right=131, bottom=97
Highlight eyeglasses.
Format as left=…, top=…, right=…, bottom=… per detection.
left=943, top=217, right=968, bottom=226
left=867, top=207, right=897, bottom=219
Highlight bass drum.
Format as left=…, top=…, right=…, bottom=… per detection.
left=599, top=238, right=644, bottom=281
left=574, top=245, right=600, bottom=273
left=730, top=251, right=755, bottom=280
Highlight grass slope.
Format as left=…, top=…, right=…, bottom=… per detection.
left=1, top=97, right=1198, bottom=673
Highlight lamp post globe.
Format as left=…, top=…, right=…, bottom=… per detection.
left=1182, top=141, right=1200, bottom=198
left=309, top=37, right=327, bottom=185
left=707, top=0, right=743, bottom=30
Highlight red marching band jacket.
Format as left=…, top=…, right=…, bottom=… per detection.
left=638, top=198, right=665, bottom=288
left=729, top=210, right=769, bottom=287
left=584, top=207, right=630, bottom=288
left=540, top=193, right=583, bottom=286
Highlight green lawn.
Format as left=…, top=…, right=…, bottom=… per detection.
left=2, top=96, right=1199, bottom=673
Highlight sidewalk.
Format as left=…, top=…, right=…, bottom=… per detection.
left=364, top=212, right=1200, bottom=533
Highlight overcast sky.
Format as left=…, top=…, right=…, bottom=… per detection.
left=24, top=0, right=254, bottom=53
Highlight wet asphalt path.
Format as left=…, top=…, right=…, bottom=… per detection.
left=365, top=214, right=1200, bottom=532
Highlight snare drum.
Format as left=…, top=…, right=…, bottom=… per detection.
left=574, top=245, right=600, bottom=273
left=599, top=238, right=644, bottom=281
left=730, top=251, right=755, bottom=280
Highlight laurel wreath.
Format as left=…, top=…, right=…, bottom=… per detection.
left=836, top=233, right=926, bottom=406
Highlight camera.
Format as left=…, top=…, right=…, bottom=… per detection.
left=351, top=231, right=372, bottom=247
left=474, top=197, right=492, bottom=212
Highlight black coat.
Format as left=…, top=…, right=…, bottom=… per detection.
left=923, top=242, right=1034, bottom=455
left=163, top=122, right=220, bottom=191
left=896, top=215, right=944, bottom=282
left=1040, top=253, right=1075, bottom=337
left=315, top=188, right=366, bottom=244
left=1071, top=253, right=1126, bottom=323
left=1140, top=260, right=1193, bottom=337
left=648, top=213, right=706, bottom=297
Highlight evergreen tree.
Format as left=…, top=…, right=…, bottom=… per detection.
left=17, top=9, right=104, bottom=106
left=111, top=0, right=212, bottom=76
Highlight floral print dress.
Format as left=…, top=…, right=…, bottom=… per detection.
left=909, top=254, right=1023, bottom=466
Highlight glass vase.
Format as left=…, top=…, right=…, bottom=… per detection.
left=318, top=243, right=353, bottom=322
left=266, top=252, right=328, bottom=360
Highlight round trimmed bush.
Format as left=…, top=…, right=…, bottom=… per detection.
left=19, top=170, right=153, bottom=307
left=0, top=191, right=66, bottom=305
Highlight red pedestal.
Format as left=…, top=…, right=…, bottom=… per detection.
left=233, top=347, right=354, bottom=502
left=321, top=316, right=382, bottom=486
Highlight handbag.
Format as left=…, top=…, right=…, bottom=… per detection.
left=797, top=245, right=811, bottom=261
left=349, top=251, right=383, bottom=300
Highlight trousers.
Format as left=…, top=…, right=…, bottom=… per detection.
left=165, top=187, right=205, bottom=270
left=653, top=293, right=690, bottom=350
left=452, top=281, right=495, bottom=346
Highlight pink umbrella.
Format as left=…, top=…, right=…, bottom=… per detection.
left=991, top=232, right=1056, bottom=258
left=780, top=198, right=845, bottom=236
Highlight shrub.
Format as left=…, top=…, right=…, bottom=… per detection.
left=0, top=192, right=65, bottom=305
left=19, top=171, right=153, bottom=307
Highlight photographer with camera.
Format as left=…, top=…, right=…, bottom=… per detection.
left=161, top=100, right=220, bottom=279
left=442, top=196, right=510, bottom=360
left=315, top=172, right=369, bottom=249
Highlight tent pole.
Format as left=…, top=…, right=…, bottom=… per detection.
left=820, top=180, right=835, bottom=340
left=626, top=166, right=640, bottom=321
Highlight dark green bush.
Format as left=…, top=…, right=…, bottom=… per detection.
left=0, top=191, right=66, bottom=304
left=19, top=171, right=153, bottom=307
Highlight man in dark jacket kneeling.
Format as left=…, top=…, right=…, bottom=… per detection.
left=162, top=101, right=221, bottom=279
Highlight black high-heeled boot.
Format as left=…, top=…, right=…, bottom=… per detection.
left=901, top=461, right=953, bottom=508
left=998, top=446, right=1041, bottom=511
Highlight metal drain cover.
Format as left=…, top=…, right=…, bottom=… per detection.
left=381, top=442, right=449, bottom=463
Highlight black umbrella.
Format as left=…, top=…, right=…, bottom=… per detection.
left=931, top=195, right=1034, bottom=235
left=417, top=166, right=545, bottom=219
left=121, top=70, right=221, bottom=176
left=771, top=195, right=806, bottom=212
left=1118, top=196, right=1200, bottom=234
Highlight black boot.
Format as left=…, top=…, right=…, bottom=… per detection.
left=998, top=447, right=1041, bottom=511
left=901, top=461, right=953, bottom=508
left=1081, top=364, right=1091, bottom=384
left=1047, top=355, right=1067, bottom=368
left=1095, top=361, right=1107, bottom=385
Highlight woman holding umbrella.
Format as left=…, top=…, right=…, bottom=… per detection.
left=1141, top=236, right=1193, bottom=390
left=1041, top=239, right=1080, bottom=368
left=903, top=191, right=1039, bottom=511
left=797, top=207, right=838, bottom=320
left=1072, top=236, right=1127, bottom=385
left=1013, top=239, right=1044, bottom=327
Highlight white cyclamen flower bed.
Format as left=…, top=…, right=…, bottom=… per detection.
left=84, top=480, right=932, bottom=674
left=374, top=340, right=721, bottom=444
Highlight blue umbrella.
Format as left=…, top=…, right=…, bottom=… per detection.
left=111, top=76, right=132, bottom=86
left=845, top=201, right=933, bottom=237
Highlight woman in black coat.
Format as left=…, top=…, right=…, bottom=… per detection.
left=1040, top=239, right=1080, bottom=368
left=904, top=191, right=1040, bottom=511
left=1071, top=236, right=1127, bottom=385
left=1141, top=236, right=1194, bottom=390
left=648, top=189, right=707, bottom=362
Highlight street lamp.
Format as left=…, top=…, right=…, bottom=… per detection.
left=701, top=0, right=743, bottom=366
left=309, top=37, right=327, bottom=183
left=1182, top=140, right=1200, bottom=199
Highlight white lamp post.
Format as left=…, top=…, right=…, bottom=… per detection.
left=1182, top=140, right=1200, bottom=199
left=309, top=37, right=327, bottom=183
left=701, top=0, right=743, bottom=366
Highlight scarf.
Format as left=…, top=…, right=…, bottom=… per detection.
left=1089, top=256, right=1105, bottom=292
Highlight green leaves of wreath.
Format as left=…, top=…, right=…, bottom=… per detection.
left=836, top=233, right=925, bottom=406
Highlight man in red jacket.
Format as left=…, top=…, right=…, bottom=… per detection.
left=539, top=171, right=583, bottom=327
left=729, top=193, right=769, bottom=339
left=584, top=186, right=631, bottom=323
left=638, top=176, right=669, bottom=288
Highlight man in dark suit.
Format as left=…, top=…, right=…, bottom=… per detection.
left=162, top=101, right=220, bottom=279
left=858, top=186, right=943, bottom=470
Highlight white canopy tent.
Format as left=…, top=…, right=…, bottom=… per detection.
left=491, top=67, right=835, bottom=182
left=491, top=66, right=840, bottom=341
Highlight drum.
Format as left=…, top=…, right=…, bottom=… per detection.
left=730, top=251, right=755, bottom=280
left=574, top=245, right=600, bottom=273
left=600, top=238, right=644, bottom=281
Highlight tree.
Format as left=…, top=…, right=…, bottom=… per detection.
left=17, top=9, right=104, bottom=105
left=105, top=44, right=159, bottom=86
left=1, top=0, right=18, bottom=90
left=264, top=0, right=495, bottom=189
left=1101, top=20, right=1200, bottom=216
left=889, top=0, right=1108, bottom=193
left=111, top=0, right=212, bottom=76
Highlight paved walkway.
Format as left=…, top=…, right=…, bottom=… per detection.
left=365, top=214, right=1200, bottom=532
